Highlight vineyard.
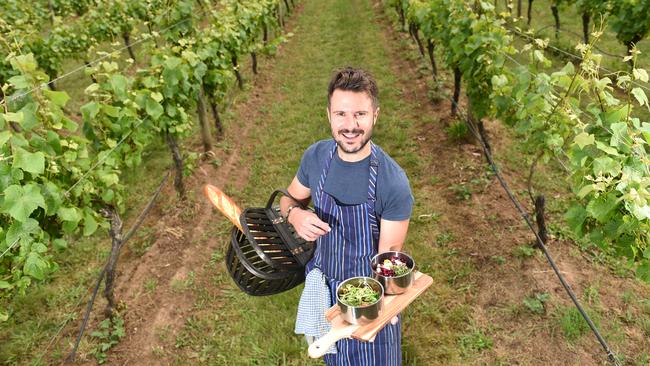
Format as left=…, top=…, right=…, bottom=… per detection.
left=1, top=0, right=649, bottom=365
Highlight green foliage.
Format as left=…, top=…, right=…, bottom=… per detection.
left=398, top=0, right=650, bottom=283
left=91, top=316, right=126, bottom=364
left=523, top=292, right=550, bottom=314
left=458, top=329, right=493, bottom=354
left=514, top=244, right=536, bottom=258
left=450, top=183, right=472, bottom=201
left=556, top=306, right=599, bottom=342
left=0, top=0, right=291, bottom=321
left=609, top=0, right=650, bottom=48
left=445, top=120, right=469, bottom=141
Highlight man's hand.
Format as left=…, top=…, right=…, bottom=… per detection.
left=288, top=207, right=331, bottom=242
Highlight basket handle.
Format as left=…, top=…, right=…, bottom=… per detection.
left=266, top=189, right=307, bottom=211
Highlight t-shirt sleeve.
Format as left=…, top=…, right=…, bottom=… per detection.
left=297, top=143, right=317, bottom=187
left=380, top=169, right=414, bottom=221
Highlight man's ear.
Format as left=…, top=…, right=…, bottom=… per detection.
left=326, top=107, right=331, bottom=124
left=373, top=107, right=380, bottom=125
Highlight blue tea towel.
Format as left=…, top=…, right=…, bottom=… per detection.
left=294, top=268, right=337, bottom=354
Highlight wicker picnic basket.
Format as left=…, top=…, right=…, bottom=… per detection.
left=225, top=190, right=315, bottom=296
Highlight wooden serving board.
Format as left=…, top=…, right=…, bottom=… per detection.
left=308, top=271, right=433, bottom=358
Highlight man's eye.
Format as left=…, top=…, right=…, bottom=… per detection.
left=355, top=112, right=367, bottom=118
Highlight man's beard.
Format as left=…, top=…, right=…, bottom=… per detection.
left=333, top=128, right=372, bottom=154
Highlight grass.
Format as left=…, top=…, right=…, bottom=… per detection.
left=445, top=119, right=470, bottom=142
left=458, top=328, right=493, bottom=355
left=554, top=305, right=600, bottom=343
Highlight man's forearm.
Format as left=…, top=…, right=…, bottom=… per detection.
left=378, top=241, right=404, bottom=253
left=280, top=195, right=310, bottom=219
left=377, top=219, right=410, bottom=253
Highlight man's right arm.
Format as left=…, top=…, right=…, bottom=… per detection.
left=280, top=176, right=331, bottom=242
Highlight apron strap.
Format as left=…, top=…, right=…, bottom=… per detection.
left=367, top=143, right=380, bottom=241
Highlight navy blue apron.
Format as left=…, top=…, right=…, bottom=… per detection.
left=306, top=141, right=401, bottom=366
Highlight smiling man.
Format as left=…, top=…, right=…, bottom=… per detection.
left=280, top=67, right=413, bottom=365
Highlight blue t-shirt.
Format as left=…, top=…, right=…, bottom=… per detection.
left=297, top=139, right=414, bottom=221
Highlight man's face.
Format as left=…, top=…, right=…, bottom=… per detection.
left=327, top=89, right=378, bottom=157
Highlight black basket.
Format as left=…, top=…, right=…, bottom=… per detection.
left=225, top=190, right=315, bottom=296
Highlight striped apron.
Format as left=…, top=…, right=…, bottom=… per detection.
left=305, top=141, right=401, bottom=366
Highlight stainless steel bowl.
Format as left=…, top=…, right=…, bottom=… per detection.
left=336, top=277, right=384, bottom=325
left=371, top=251, right=415, bottom=295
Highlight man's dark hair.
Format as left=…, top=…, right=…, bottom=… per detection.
left=327, top=67, right=379, bottom=110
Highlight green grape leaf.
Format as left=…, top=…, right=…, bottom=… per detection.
left=53, top=238, right=67, bottom=251
left=586, top=194, right=619, bottom=223
left=81, top=102, right=100, bottom=121
left=62, top=117, right=78, bottom=132
left=632, top=68, right=649, bottom=83
left=83, top=211, right=98, bottom=236
left=101, top=189, right=115, bottom=203
left=19, top=104, right=38, bottom=131
left=595, top=141, right=620, bottom=156
left=0, top=310, right=7, bottom=322
left=0, top=130, right=11, bottom=146
left=99, top=172, right=119, bottom=186
left=4, top=112, right=23, bottom=123
left=573, top=132, right=595, bottom=149
left=43, top=90, right=70, bottom=107
left=151, top=91, right=163, bottom=102
left=610, top=122, right=629, bottom=149
left=593, top=157, right=620, bottom=176
left=576, top=184, right=594, bottom=199
left=631, top=88, right=648, bottom=108
left=24, top=252, right=48, bottom=280
left=102, top=105, right=120, bottom=118
left=145, top=98, right=164, bottom=119
left=565, top=204, right=587, bottom=235
left=0, top=281, right=13, bottom=289
left=41, top=182, right=63, bottom=216
left=632, top=204, right=650, bottom=221
left=32, top=242, right=47, bottom=253
left=110, top=74, right=128, bottom=99
left=57, top=206, right=82, bottom=223
left=5, top=218, right=39, bottom=247
left=2, top=184, right=46, bottom=222
left=13, top=148, right=45, bottom=175
left=8, top=75, right=29, bottom=89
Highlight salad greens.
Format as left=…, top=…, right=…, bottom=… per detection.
left=339, top=283, right=380, bottom=307
left=375, top=257, right=410, bottom=277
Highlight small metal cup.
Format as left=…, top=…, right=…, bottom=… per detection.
left=371, top=251, right=415, bottom=295
left=336, top=277, right=384, bottom=325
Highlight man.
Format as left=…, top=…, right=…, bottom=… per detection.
left=280, top=67, right=413, bottom=365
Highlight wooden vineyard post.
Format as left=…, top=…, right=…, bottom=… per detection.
left=452, top=67, right=462, bottom=117
left=166, top=134, right=186, bottom=199
left=197, top=88, right=213, bottom=152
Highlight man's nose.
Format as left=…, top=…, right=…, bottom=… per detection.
left=342, top=114, right=359, bottom=128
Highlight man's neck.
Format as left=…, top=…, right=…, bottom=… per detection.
left=337, top=142, right=372, bottom=162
